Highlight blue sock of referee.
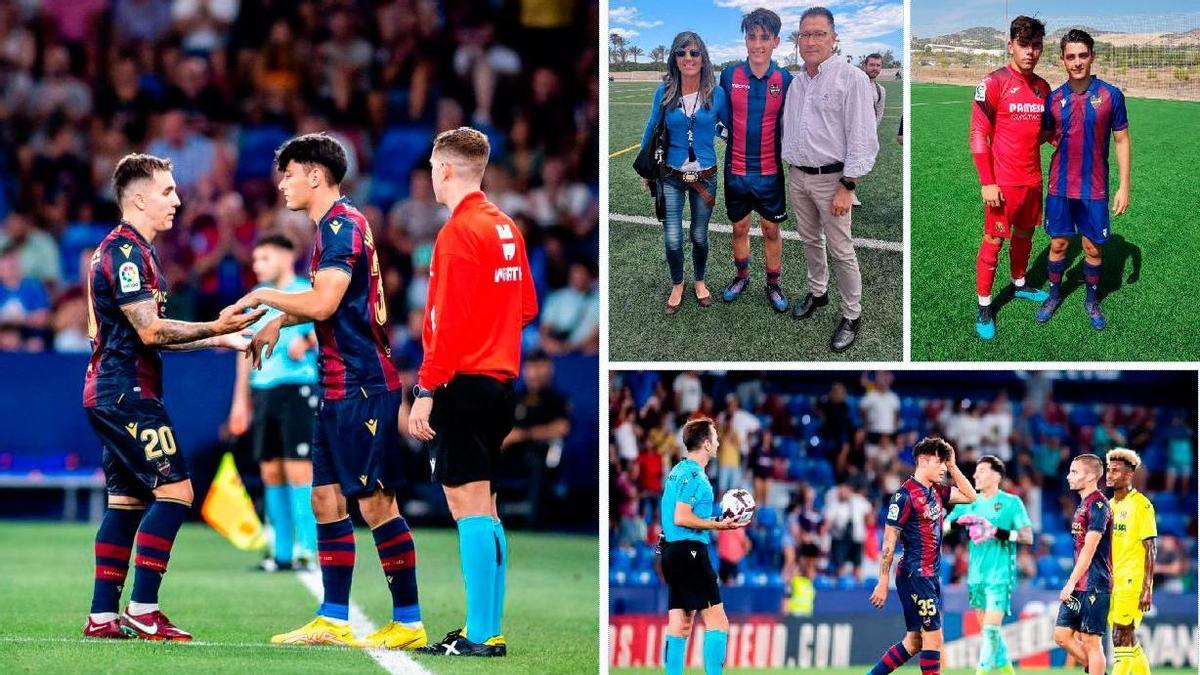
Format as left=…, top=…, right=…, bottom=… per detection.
left=457, top=515, right=495, bottom=643
left=703, top=629, right=727, bottom=675
left=664, top=634, right=686, bottom=675
left=289, top=482, right=317, bottom=557
left=491, top=518, right=507, bottom=638
left=264, top=484, right=293, bottom=564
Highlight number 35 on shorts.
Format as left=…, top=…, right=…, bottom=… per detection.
left=917, top=597, right=937, bottom=616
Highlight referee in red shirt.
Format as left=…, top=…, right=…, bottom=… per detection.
left=410, top=127, right=538, bottom=657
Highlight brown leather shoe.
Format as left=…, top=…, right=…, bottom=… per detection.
left=696, top=292, right=713, bottom=307
left=665, top=295, right=682, bottom=316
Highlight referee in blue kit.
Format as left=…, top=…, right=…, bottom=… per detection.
left=660, top=417, right=747, bottom=675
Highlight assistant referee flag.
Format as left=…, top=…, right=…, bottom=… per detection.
left=418, top=190, right=538, bottom=390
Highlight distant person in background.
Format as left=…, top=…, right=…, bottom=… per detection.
left=0, top=243, right=49, bottom=351
left=227, top=233, right=319, bottom=573
left=640, top=31, right=727, bottom=315
left=539, top=261, right=599, bottom=355
left=717, top=524, right=752, bottom=585
left=673, top=371, right=703, bottom=416
left=503, top=351, right=571, bottom=527
left=860, top=371, right=900, bottom=455
left=863, top=53, right=886, bottom=126
left=0, top=212, right=62, bottom=288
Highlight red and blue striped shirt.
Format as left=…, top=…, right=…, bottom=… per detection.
left=1071, top=489, right=1113, bottom=592
left=1042, top=77, right=1128, bottom=200
left=887, top=476, right=951, bottom=578
left=310, top=197, right=402, bottom=400
left=719, top=60, right=792, bottom=176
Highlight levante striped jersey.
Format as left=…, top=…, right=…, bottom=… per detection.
left=1071, top=489, right=1114, bottom=592
left=83, top=222, right=168, bottom=408
left=310, top=196, right=402, bottom=400
left=1041, top=77, right=1128, bottom=200
left=719, top=60, right=792, bottom=176
left=887, top=476, right=952, bottom=577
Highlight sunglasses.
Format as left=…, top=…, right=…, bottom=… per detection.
left=674, top=49, right=701, bottom=58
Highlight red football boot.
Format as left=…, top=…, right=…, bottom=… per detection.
left=82, top=616, right=132, bottom=639
left=119, top=608, right=193, bottom=641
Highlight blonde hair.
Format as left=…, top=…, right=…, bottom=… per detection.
left=1072, top=453, right=1104, bottom=478
left=432, top=127, right=490, bottom=179
left=1105, top=447, right=1141, bottom=470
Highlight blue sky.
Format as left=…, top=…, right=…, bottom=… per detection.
left=913, top=0, right=1200, bottom=38
left=609, top=1, right=903, bottom=66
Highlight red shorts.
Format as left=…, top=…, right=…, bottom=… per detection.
left=983, top=185, right=1042, bottom=239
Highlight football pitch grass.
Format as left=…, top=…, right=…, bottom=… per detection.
left=608, top=78, right=903, bottom=362
left=0, top=521, right=598, bottom=674
left=614, top=668, right=1197, bottom=674
left=911, top=82, right=1200, bottom=361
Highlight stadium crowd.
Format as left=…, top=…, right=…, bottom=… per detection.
left=0, top=0, right=600, bottom=360
left=609, top=371, right=1197, bottom=605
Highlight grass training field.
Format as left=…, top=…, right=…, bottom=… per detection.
left=614, top=668, right=1197, bottom=674
left=608, top=77, right=903, bottom=362
left=911, top=82, right=1200, bottom=361
left=0, top=522, right=598, bottom=674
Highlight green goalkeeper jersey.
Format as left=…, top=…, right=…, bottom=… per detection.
left=948, top=490, right=1032, bottom=588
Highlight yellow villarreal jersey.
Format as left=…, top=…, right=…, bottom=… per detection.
left=1111, top=489, right=1157, bottom=591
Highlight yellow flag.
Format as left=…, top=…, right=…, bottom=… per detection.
left=201, top=452, right=265, bottom=551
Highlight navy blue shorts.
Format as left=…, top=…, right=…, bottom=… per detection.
left=896, top=574, right=943, bottom=632
left=86, top=397, right=189, bottom=498
left=725, top=171, right=788, bottom=224
left=312, top=388, right=405, bottom=497
left=1045, top=195, right=1110, bottom=244
left=1056, top=589, right=1110, bottom=636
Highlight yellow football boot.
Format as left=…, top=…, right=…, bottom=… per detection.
left=361, top=621, right=428, bottom=649
left=270, top=616, right=360, bottom=646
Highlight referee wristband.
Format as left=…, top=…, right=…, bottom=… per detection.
left=995, top=527, right=1011, bottom=542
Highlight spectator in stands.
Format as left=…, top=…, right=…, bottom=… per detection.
left=1165, top=415, right=1194, bottom=495
left=790, top=484, right=824, bottom=580
left=823, top=478, right=871, bottom=580
left=540, top=261, right=599, bottom=355
left=145, top=108, right=226, bottom=196
left=389, top=169, right=447, bottom=244
left=615, top=459, right=645, bottom=548
left=636, top=437, right=665, bottom=526
left=504, top=351, right=571, bottom=526
left=527, top=156, right=594, bottom=231
left=50, top=285, right=90, bottom=353
left=0, top=212, right=61, bottom=288
left=112, top=0, right=175, bottom=45
left=173, top=0, right=240, bottom=54
left=715, top=422, right=742, bottom=496
left=673, top=371, right=702, bottom=416
left=981, top=391, right=1013, bottom=460
left=27, top=44, right=92, bottom=122
left=717, top=524, right=751, bottom=585
left=860, top=371, right=900, bottom=455
left=613, top=401, right=640, bottom=465
left=717, top=394, right=759, bottom=493
left=452, top=13, right=521, bottom=126
left=0, top=243, right=49, bottom=351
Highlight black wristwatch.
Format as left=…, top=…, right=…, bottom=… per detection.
left=412, top=385, right=433, bottom=399
left=839, top=177, right=857, bottom=191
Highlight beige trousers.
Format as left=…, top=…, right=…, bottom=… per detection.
left=786, top=166, right=862, bottom=319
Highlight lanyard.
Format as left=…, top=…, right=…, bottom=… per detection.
left=679, top=94, right=698, bottom=163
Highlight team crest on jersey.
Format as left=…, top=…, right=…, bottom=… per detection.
left=118, top=262, right=141, bottom=293
left=994, top=502, right=1003, bottom=512
left=1090, top=95, right=1103, bottom=109
left=974, top=80, right=989, bottom=101
left=768, top=83, right=782, bottom=97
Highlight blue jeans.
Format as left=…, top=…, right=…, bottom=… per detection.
left=661, top=173, right=716, bottom=285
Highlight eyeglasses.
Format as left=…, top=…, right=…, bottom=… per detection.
left=798, top=31, right=830, bottom=41
left=674, top=49, right=702, bottom=58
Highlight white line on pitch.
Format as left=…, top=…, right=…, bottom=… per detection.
left=608, top=213, right=902, bottom=252
left=0, top=635, right=342, bottom=650
left=297, top=569, right=431, bottom=675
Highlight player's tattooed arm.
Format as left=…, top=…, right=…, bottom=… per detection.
left=123, top=299, right=264, bottom=347
left=870, top=526, right=899, bottom=608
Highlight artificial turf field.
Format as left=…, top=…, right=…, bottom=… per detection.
left=608, top=77, right=903, bottom=362
left=614, top=669, right=1197, bottom=674
left=911, top=82, right=1200, bottom=361
left=0, top=522, right=598, bottom=674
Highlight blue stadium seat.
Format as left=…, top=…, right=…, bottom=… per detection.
left=1052, top=533, right=1075, bottom=559
left=1068, top=403, right=1100, bottom=428
left=369, top=125, right=435, bottom=211
left=235, top=124, right=292, bottom=182
left=837, top=575, right=857, bottom=590
left=814, top=576, right=836, bottom=590
left=60, top=222, right=113, bottom=283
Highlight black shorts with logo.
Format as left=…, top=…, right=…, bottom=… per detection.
left=86, top=397, right=189, bottom=498
left=251, top=384, right=317, bottom=462
left=662, top=540, right=722, bottom=612
left=428, top=374, right=516, bottom=487
left=312, top=388, right=405, bottom=497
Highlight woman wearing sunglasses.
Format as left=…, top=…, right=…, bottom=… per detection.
left=640, top=32, right=727, bottom=315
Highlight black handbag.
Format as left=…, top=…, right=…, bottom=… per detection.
left=633, top=112, right=668, bottom=221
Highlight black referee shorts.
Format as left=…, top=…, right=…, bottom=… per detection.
left=251, top=384, right=316, bottom=463
left=428, top=374, right=516, bottom=487
left=662, top=540, right=722, bottom=612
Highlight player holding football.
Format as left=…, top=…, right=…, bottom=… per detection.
left=969, top=16, right=1052, bottom=341
left=409, top=127, right=538, bottom=658
left=83, top=154, right=264, bottom=641
left=1053, top=454, right=1113, bottom=675
left=659, top=418, right=747, bottom=675
left=946, top=455, right=1033, bottom=675
left=245, top=133, right=426, bottom=649
left=1105, top=448, right=1156, bottom=675
left=869, top=437, right=976, bottom=675
left=1036, top=29, right=1131, bottom=330
left=718, top=8, right=792, bottom=312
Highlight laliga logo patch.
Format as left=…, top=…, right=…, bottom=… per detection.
left=769, top=83, right=782, bottom=97
left=118, top=262, right=141, bottom=293
left=974, top=80, right=989, bottom=101
left=888, top=503, right=900, bottom=520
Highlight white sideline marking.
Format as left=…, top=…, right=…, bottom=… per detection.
left=297, top=569, right=431, bottom=675
left=0, top=636, right=304, bottom=650
left=609, top=213, right=903, bottom=252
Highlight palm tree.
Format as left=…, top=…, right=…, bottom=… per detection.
left=609, top=33, right=628, bottom=63
left=628, top=46, right=644, bottom=64
left=789, top=29, right=801, bottom=66
left=650, top=45, right=667, bottom=64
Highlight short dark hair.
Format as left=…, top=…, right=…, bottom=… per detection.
left=1061, top=28, right=1094, bottom=55
left=113, top=153, right=172, bottom=204
left=865, top=53, right=883, bottom=62
left=800, top=7, right=835, bottom=32
left=681, top=417, right=716, bottom=451
left=913, top=436, right=952, bottom=462
left=275, top=133, right=348, bottom=185
left=978, top=454, right=1006, bottom=479
left=741, top=8, right=782, bottom=38
left=1010, top=15, right=1045, bottom=43
left=254, top=231, right=295, bottom=251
